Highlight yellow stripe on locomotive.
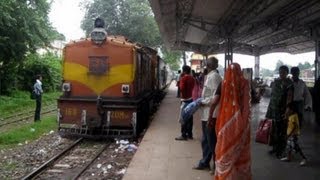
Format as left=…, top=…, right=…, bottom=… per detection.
left=63, top=62, right=134, bottom=95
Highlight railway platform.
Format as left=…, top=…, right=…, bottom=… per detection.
left=122, top=83, right=320, bottom=180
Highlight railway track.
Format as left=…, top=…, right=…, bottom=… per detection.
left=0, top=105, right=57, bottom=128
left=22, top=138, right=111, bottom=180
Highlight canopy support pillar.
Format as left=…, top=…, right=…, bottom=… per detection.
left=316, top=40, right=320, bottom=80
left=254, top=48, right=260, bottom=80
left=224, top=37, right=233, bottom=70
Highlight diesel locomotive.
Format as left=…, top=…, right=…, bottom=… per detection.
left=57, top=18, right=172, bottom=138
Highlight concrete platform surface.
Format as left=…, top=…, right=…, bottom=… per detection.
left=123, top=84, right=211, bottom=180
left=123, top=83, right=320, bottom=180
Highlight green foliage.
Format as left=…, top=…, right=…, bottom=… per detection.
left=0, top=0, right=62, bottom=95
left=0, top=53, right=62, bottom=95
left=0, top=91, right=60, bottom=118
left=260, top=68, right=274, bottom=78
left=81, top=0, right=183, bottom=69
left=297, top=62, right=312, bottom=70
left=161, top=48, right=182, bottom=71
left=81, top=0, right=162, bottom=47
left=0, top=116, right=58, bottom=149
left=274, top=60, right=285, bottom=72
left=20, top=53, right=62, bottom=92
left=0, top=0, right=58, bottom=61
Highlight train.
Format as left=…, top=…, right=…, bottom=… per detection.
left=57, top=18, right=173, bottom=139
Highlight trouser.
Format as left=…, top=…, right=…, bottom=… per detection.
left=316, top=110, right=320, bottom=126
left=34, top=95, right=42, bottom=121
left=181, top=116, right=193, bottom=138
left=293, top=100, right=304, bottom=127
left=198, top=121, right=215, bottom=167
left=286, top=135, right=306, bottom=159
left=208, top=119, right=217, bottom=164
left=271, top=120, right=287, bottom=156
left=180, top=99, right=193, bottom=138
left=177, top=87, right=180, bottom=98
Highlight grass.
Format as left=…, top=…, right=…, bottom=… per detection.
left=0, top=91, right=61, bottom=118
left=0, top=116, right=58, bottom=149
left=1, top=161, right=18, bottom=171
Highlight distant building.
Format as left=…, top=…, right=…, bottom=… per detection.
left=189, top=53, right=217, bottom=72
left=37, top=40, right=66, bottom=57
left=189, top=53, right=203, bottom=72
left=300, top=68, right=314, bottom=79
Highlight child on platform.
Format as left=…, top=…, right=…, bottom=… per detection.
left=280, top=102, right=307, bottom=166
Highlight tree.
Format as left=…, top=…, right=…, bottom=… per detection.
left=297, top=62, right=312, bottom=70
left=274, top=60, right=284, bottom=72
left=0, top=0, right=58, bottom=62
left=260, top=68, right=274, bottom=77
left=81, top=0, right=162, bottom=47
left=161, top=48, right=182, bottom=71
left=81, top=0, right=182, bottom=69
left=0, top=0, right=59, bottom=94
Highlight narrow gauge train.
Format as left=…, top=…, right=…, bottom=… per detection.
left=57, top=18, right=172, bottom=138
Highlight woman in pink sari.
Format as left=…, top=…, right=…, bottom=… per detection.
left=214, top=63, right=251, bottom=180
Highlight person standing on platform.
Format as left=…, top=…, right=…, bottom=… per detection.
left=193, top=57, right=221, bottom=171
left=313, top=76, right=320, bottom=126
left=266, top=65, right=293, bottom=158
left=214, top=63, right=251, bottom=180
left=175, top=65, right=195, bottom=140
left=192, top=70, right=201, bottom=101
left=290, top=67, right=312, bottom=127
left=198, top=69, right=207, bottom=98
left=33, top=74, right=43, bottom=122
left=176, top=70, right=182, bottom=98
left=280, top=102, right=307, bottom=166
left=206, top=82, right=222, bottom=174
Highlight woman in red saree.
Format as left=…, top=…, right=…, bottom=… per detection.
left=214, top=63, right=251, bottom=180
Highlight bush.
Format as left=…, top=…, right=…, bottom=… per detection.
left=20, top=53, right=62, bottom=92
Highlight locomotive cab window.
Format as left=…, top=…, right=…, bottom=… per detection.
left=88, top=56, right=108, bottom=74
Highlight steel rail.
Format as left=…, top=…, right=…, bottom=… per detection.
left=1, top=103, right=56, bottom=120
left=21, top=138, right=83, bottom=180
left=71, top=142, right=111, bottom=180
left=0, top=107, right=57, bottom=127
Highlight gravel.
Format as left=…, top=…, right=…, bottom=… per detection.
left=0, top=131, right=139, bottom=180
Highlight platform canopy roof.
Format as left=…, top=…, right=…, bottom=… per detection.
left=149, top=0, right=320, bottom=56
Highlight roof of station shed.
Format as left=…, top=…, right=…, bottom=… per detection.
left=149, top=0, right=320, bottom=56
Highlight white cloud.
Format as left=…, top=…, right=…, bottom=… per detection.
left=49, top=0, right=85, bottom=41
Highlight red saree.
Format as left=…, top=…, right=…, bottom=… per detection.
left=214, top=63, right=251, bottom=180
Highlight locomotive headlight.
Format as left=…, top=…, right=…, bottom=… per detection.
left=90, top=28, right=107, bottom=45
left=62, top=82, right=71, bottom=92
left=121, top=84, right=130, bottom=94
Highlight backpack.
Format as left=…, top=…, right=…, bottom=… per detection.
left=30, top=89, right=36, bottom=99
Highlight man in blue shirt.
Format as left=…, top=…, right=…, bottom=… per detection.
left=34, top=74, right=43, bottom=122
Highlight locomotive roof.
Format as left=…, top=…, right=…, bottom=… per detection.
left=65, top=35, right=157, bottom=54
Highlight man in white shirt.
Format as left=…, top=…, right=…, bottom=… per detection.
left=193, top=57, right=222, bottom=171
left=290, top=67, right=312, bottom=127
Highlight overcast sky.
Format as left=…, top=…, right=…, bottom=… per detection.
left=49, top=0, right=85, bottom=41
left=49, top=0, right=316, bottom=70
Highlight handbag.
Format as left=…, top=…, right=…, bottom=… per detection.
left=255, top=119, right=272, bottom=144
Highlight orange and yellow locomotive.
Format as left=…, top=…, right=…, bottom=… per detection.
left=57, top=18, right=171, bottom=138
